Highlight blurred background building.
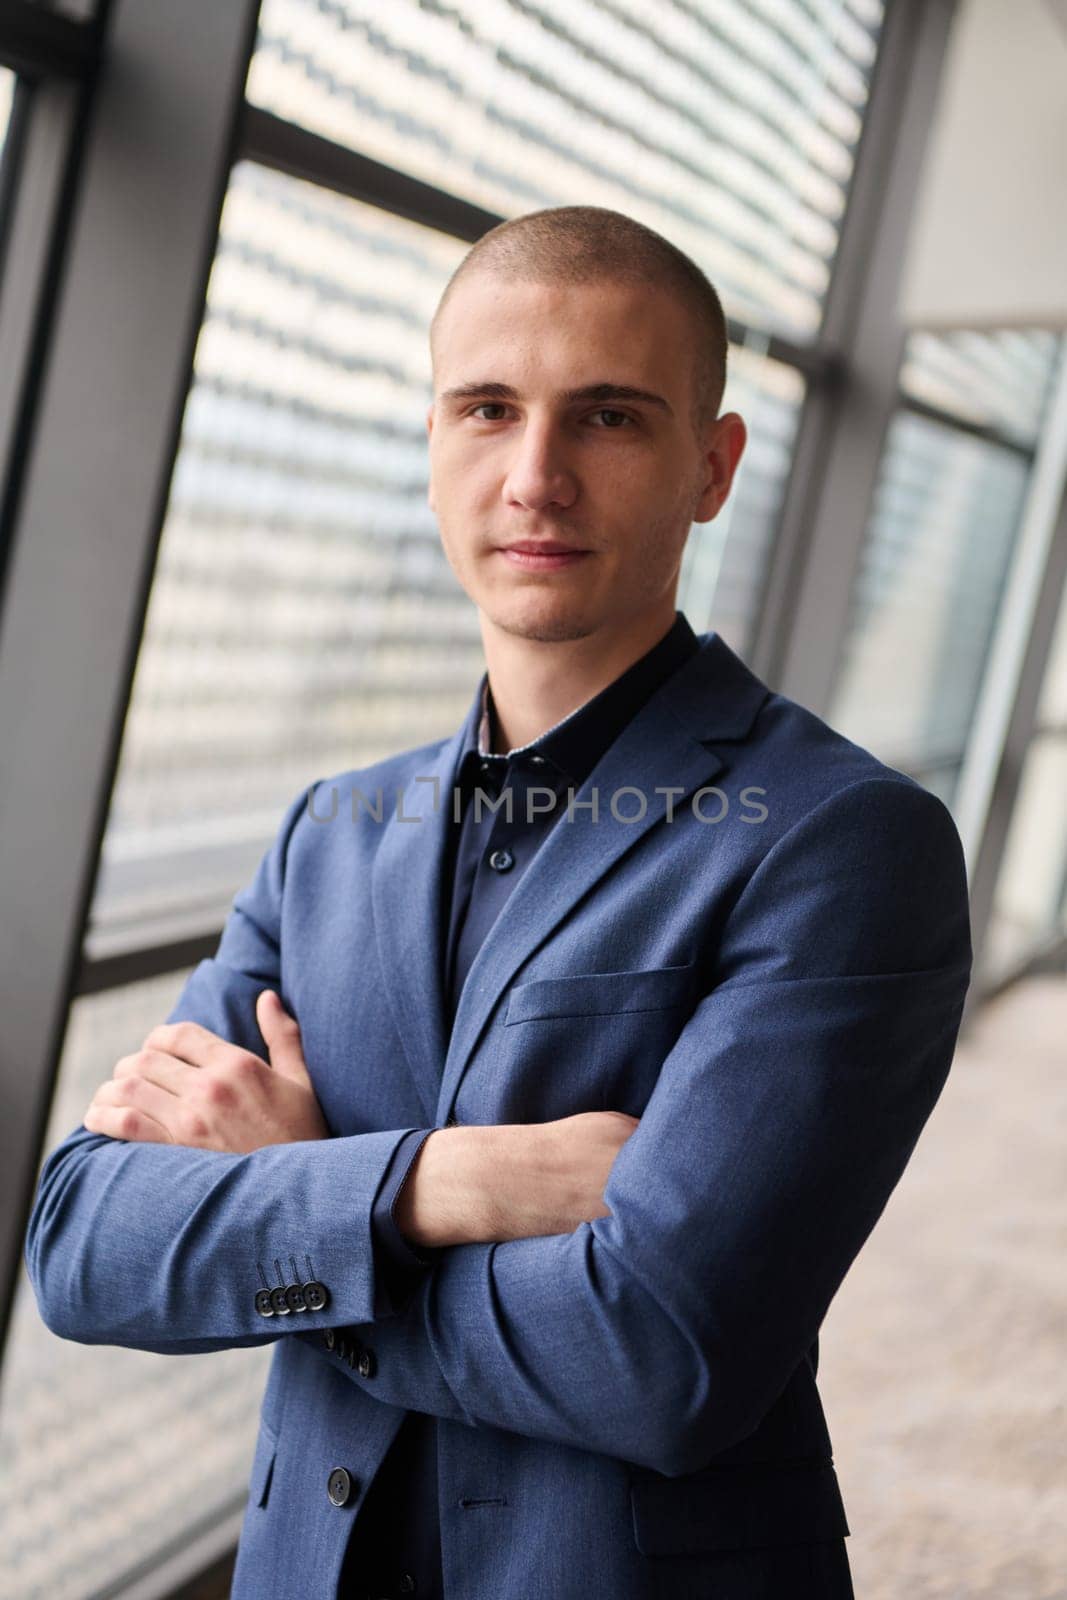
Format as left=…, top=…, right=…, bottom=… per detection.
left=0, top=0, right=1063, bottom=1595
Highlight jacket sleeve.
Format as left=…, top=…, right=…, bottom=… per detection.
left=370, top=1128, right=442, bottom=1315
left=298, top=777, right=973, bottom=1476
left=24, top=781, right=427, bottom=1353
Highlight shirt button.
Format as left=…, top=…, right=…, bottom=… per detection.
left=529, top=753, right=546, bottom=765
left=488, top=848, right=514, bottom=872
left=327, top=1466, right=357, bottom=1507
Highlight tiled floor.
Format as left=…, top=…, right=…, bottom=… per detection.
left=818, top=976, right=1067, bottom=1600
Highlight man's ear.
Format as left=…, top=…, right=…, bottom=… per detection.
left=694, top=412, right=747, bottom=523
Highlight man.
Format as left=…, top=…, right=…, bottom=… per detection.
left=25, top=205, right=972, bottom=1599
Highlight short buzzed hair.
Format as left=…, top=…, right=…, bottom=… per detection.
left=430, top=206, right=729, bottom=439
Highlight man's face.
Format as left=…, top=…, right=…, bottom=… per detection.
left=426, top=272, right=746, bottom=646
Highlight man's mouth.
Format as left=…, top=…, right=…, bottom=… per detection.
left=496, top=541, right=592, bottom=571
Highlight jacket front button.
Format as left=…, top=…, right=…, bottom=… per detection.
left=327, top=1466, right=356, bottom=1507
left=488, top=847, right=514, bottom=872
left=398, top=1575, right=417, bottom=1594
left=357, top=1347, right=376, bottom=1379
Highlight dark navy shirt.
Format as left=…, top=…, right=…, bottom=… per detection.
left=340, top=610, right=701, bottom=1599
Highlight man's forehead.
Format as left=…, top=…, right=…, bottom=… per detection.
left=432, top=274, right=690, bottom=392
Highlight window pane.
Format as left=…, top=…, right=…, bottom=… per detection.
left=86, top=161, right=474, bottom=954
left=0, top=973, right=271, bottom=1600
left=982, top=734, right=1067, bottom=984
left=0, top=67, right=14, bottom=163
left=983, top=572, right=1067, bottom=982
left=678, top=337, right=803, bottom=653
left=248, top=0, right=886, bottom=342
left=900, top=328, right=1061, bottom=448
left=827, top=412, right=1031, bottom=787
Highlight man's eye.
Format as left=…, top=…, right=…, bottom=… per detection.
left=468, top=405, right=634, bottom=427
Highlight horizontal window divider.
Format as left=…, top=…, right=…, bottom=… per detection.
left=896, top=393, right=1037, bottom=460
left=76, top=928, right=225, bottom=997
left=238, top=103, right=500, bottom=243
left=0, top=0, right=102, bottom=82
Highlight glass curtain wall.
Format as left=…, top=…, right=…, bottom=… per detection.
left=983, top=575, right=1067, bottom=985
left=827, top=330, right=1062, bottom=806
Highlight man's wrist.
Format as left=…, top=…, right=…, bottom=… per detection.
left=395, top=1123, right=512, bottom=1249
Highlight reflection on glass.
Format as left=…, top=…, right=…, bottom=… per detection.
left=984, top=575, right=1067, bottom=982
left=0, top=973, right=273, bottom=1600
left=900, top=329, right=1061, bottom=448
left=678, top=336, right=803, bottom=653
left=88, top=162, right=473, bottom=950
left=249, top=0, right=885, bottom=342
left=828, top=412, right=1030, bottom=790
left=983, top=736, right=1067, bottom=983
left=0, top=68, right=15, bottom=170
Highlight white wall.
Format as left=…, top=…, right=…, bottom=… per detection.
left=900, top=0, right=1067, bottom=330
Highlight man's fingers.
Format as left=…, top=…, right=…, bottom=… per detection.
left=256, top=990, right=311, bottom=1084
left=113, top=1048, right=189, bottom=1091
left=87, top=1076, right=213, bottom=1145
left=83, top=1100, right=174, bottom=1144
left=141, top=1019, right=254, bottom=1072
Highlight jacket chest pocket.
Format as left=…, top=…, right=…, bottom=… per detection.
left=491, top=963, right=698, bottom=1122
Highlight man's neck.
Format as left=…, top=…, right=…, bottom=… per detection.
left=482, top=604, right=678, bottom=754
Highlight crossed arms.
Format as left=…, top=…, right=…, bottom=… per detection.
left=24, top=777, right=972, bottom=1475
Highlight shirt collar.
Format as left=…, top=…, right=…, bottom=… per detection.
left=461, top=610, right=700, bottom=789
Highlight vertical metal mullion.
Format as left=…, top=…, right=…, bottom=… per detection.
left=0, top=47, right=109, bottom=606
left=958, top=386, right=1067, bottom=1015
left=749, top=0, right=959, bottom=711
left=0, top=0, right=262, bottom=1352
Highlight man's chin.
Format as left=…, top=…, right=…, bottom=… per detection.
left=480, top=592, right=598, bottom=645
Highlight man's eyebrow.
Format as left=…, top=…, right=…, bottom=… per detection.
left=438, top=381, right=673, bottom=415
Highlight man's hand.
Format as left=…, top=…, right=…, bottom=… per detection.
left=396, top=1111, right=640, bottom=1249
left=82, top=990, right=328, bottom=1153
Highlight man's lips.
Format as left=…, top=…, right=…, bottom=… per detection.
left=495, top=541, right=592, bottom=570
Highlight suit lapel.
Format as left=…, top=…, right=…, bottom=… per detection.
left=370, top=682, right=483, bottom=1125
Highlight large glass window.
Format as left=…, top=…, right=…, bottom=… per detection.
left=248, top=0, right=885, bottom=343
left=0, top=68, right=13, bottom=156
left=86, top=161, right=472, bottom=953
left=827, top=331, right=1062, bottom=805
left=982, top=576, right=1067, bottom=984
left=0, top=973, right=272, bottom=1600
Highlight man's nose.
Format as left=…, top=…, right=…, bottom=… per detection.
left=501, top=420, right=577, bottom=510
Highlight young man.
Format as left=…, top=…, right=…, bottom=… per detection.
left=25, top=206, right=972, bottom=1599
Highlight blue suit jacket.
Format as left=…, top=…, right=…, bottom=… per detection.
left=25, top=630, right=972, bottom=1598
